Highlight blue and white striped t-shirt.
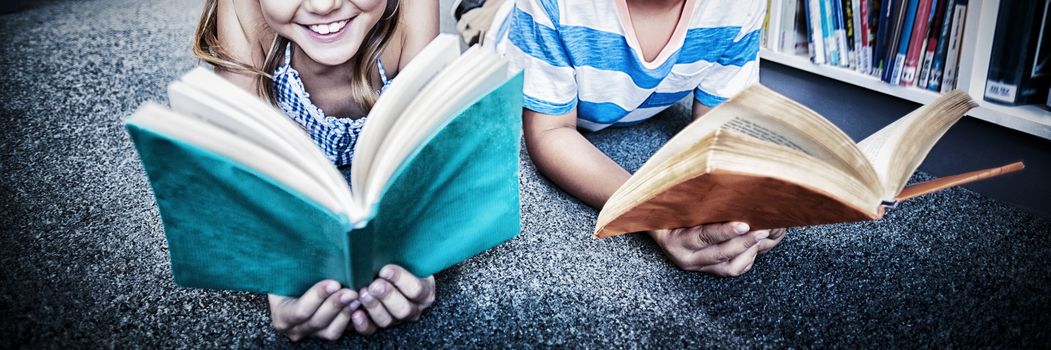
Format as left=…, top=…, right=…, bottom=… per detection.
left=495, top=0, right=765, bottom=131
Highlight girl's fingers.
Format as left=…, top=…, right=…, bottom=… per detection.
left=290, top=289, right=356, bottom=335
left=314, top=306, right=354, bottom=341
left=379, top=265, right=431, bottom=303
left=351, top=309, right=377, bottom=336
left=370, top=279, right=420, bottom=322
left=272, top=280, right=341, bottom=330
left=359, top=288, right=394, bottom=328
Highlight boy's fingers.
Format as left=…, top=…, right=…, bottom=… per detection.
left=725, top=244, right=760, bottom=277
left=283, top=280, right=341, bottom=325
left=292, top=289, right=356, bottom=334
left=351, top=310, right=377, bottom=336
left=699, top=244, right=759, bottom=277
left=314, top=307, right=353, bottom=341
left=359, top=288, right=394, bottom=328
left=372, top=279, right=420, bottom=322
left=690, top=230, right=767, bottom=266
left=379, top=265, right=430, bottom=303
left=695, top=222, right=750, bottom=247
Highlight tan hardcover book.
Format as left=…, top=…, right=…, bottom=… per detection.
left=594, top=85, right=1024, bottom=238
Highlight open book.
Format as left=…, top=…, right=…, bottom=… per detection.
left=595, top=85, right=1024, bottom=238
left=126, top=35, right=524, bottom=296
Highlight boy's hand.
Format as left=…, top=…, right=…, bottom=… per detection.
left=647, top=222, right=786, bottom=277
left=268, top=280, right=358, bottom=341
left=351, top=265, right=436, bottom=335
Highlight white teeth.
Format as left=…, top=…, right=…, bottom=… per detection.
left=308, top=20, right=347, bottom=35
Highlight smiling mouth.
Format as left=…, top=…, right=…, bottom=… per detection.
left=304, top=19, right=349, bottom=35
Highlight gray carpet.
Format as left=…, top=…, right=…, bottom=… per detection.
left=2, top=0, right=1049, bottom=348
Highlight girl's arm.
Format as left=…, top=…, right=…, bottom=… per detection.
left=389, top=0, right=440, bottom=73
left=213, top=0, right=274, bottom=92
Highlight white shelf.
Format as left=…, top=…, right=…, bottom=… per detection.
left=760, top=49, right=1051, bottom=140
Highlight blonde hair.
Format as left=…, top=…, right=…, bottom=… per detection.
left=192, top=0, right=401, bottom=112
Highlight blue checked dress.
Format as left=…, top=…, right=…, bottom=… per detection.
left=273, top=43, right=392, bottom=167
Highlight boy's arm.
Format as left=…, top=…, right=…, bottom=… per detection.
left=522, top=108, right=630, bottom=209
left=523, top=107, right=772, bottom=277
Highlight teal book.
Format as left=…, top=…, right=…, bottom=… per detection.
left=125, top=35, right=524, bottom=297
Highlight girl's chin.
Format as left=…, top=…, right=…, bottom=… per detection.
left=296, top=41, right=361, bottom=67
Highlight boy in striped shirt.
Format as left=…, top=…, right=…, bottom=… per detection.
left=457, top=0, right=787, bottom=276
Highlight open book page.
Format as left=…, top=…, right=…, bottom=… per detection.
left=364, top=47, right=510, bottom=207
left=169, top=68, right=358, bottom=219
left=352, top=35, right=461, bottom=205
left=624, top=85, right=882, bottom=205
left=129, top=103, right=343, bottom=213
left=856, top=90, right=976, bottom=199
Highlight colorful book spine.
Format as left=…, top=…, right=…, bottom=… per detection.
left=917, top=0, right=946, bottom=88
left=900, top=0, right=934, bottom=86
left=844, top=0, right=858, bottom=68
left=855, top=0, right=870, bottom=73
left=821, top=0, right=839, bottom=65
left=806, top=0, right=827, bottom=64
left=889, top=0, right=920, bottom=85
left=940, top=0, right=968, bottom=93
left=927, top=0, right=955, bottom=91
left=833, top=0, right=850, bottom=66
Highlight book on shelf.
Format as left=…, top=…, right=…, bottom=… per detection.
left=843, top=0, right=858, bottom=69
left=872, top=0, right=895, bottom=76
left=805, top=0, right=827, bottom=64
left=939, top=0, right=968, bottom=93
left=833, top=0, right=852, bottom=67
left=926, top=0, right=956, bottom=91
left=593, top=85, right=1023, bottom=238
left=984, top=0, right=1050, bottom=106
left=821, top=0, right=839, bottom=65
left=880, top=0, right=908, bottom=81
left=900, top=0, right=934, bottom=87
left=916, top=0, right=948, bottom=88
left=124, top=35, right=524, bottom=296
left=888, top=0, right=919, bottom=85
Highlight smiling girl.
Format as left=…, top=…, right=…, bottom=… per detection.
left=193, top=0, right=439, bottom=341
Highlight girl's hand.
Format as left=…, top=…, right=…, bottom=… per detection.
left=648, top=222, right=786, bottom=277
left=351, top=265, right=436, bottom=335
left=268, top=280, right=358, bottom=341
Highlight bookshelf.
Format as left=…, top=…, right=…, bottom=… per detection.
left=760, top=0, right=1051, bottom=140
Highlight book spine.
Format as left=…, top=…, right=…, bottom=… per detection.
left=940, top=0, right=968, bottom=93
left=917, top=0, right=946, bottom=87
left=844, top=0, right=858, bottom=68
left=770, top=0, right=784, bottom=50
left=833, top=0, right=850, bottom=66
left=983, top=0, right=1051, bottom=105
left=806, top=0, right=827, bottom=64
left=780, top=0, right=798, bottom=52
left=900, top=0, right=933, bottom=86
left=927, top=0, right=955, bottom=91
left=880, top=0, right=908, bottom=82
left=873, top=0, right=896, bottom=76
left=854, top=0, right=869, bottom=73
left=821, top=0, right=839, bottom=65
left=762, top=0, right=771, bottom=48
left=889, top=0, right=920, bottom=85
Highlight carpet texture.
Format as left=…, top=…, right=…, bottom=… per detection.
left=2, top=0, right=1049, bottom=348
